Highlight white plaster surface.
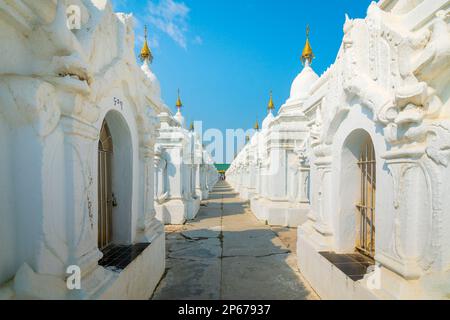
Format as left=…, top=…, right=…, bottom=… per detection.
left=228, top=0, right=450, bottom=299
left=0, top=0, right=217, bottom=300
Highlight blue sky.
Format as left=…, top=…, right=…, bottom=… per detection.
left=112, top=0, right=373, bottom=157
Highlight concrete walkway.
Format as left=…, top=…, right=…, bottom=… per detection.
left=151, top=181, right=318, bottom=300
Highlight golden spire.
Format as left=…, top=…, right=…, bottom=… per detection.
left=176, top=89, right=183, bottom=109
left=140, top=25, right=153, bottom=63
left=301, top=25, right=314, bottom=65
left=254, top=118, right=260, bottom=131
left=189, top=122, right=194, bottom=131
left=267, top=91, right=275, bottom=111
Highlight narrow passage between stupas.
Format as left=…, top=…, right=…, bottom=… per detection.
left=151, top=181, right=318, bottom=300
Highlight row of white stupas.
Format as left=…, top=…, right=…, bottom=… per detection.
left=227, top=0, right=450, bottom=300
left=154, top=89, right=219, bottom=225
left=0, top=0, right=218, bottom=299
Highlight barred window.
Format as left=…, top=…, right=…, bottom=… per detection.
left=356, top=137, right=376, bottom=258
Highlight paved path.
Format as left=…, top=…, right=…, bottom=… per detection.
left=151, top=181, right=318, bottom=300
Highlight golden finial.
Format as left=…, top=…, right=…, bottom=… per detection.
left=254, top=118, right=260, bottom=131
left=301, top=25, right=314, bottom=65
left=268, top=91, right=275, bottom=111
left=189, top=122, right=194, bottom=131
left=140, top=25, right=153, bottom=63
left=176, top=89, right=183, bottom=109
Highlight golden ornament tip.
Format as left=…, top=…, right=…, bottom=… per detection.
left=268, top=90, right=275, bottom=111
left=140, top=25, right=153, bottom=63
left=176, top=89, right=183, bottom=108
left=301, top=24, right=314, bottom=65
left=254, top=119, right=260, bottom=131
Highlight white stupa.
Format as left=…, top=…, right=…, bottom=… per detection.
left=281, top=26, right=319, bottom=113
left=288, top=59, right=319, bottom=102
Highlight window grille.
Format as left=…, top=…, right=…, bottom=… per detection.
left=356, top=138, right=376, bottom=258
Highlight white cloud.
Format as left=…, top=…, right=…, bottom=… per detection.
left=145, top=0, right=190, bottom=49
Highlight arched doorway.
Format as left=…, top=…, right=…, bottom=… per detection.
left=339, top=129, right=376, bottom=258
left=356, top=137, right=376, bottom=258
left=98, top=120, right=114, bottom=250
left=97, top=111, right=133, bottom=253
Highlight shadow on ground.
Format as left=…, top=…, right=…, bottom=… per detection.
left=151, top=181, right=317, bottom=300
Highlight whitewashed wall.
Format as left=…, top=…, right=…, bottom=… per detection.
left=0, top=0, right=166, bottom=299
left=229, top=0, right=450, bottom=299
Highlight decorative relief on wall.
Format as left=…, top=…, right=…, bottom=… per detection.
left=68, top=140, right=96, bottom=256
left=154, top=147, right=169, bottom=204
left=40, top=139, right=69, bottom=275
left=323, top=3, right=450, bottom=171
left=387, top=160, right=437, bottom=276
left=0, top=79, right=61, bottom=138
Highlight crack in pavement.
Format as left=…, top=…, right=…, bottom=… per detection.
left=179, top=233, right=219, bottom=241
left=149, top=267, right=170, bottom=299
left=222, top=251, right=291, bottom=259
left=166, top=257, right=212, bottom=262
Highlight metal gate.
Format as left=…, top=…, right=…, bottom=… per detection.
left=98, top=121, right=113, bottom=251
left=356, top=138, right=376, bottom=258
